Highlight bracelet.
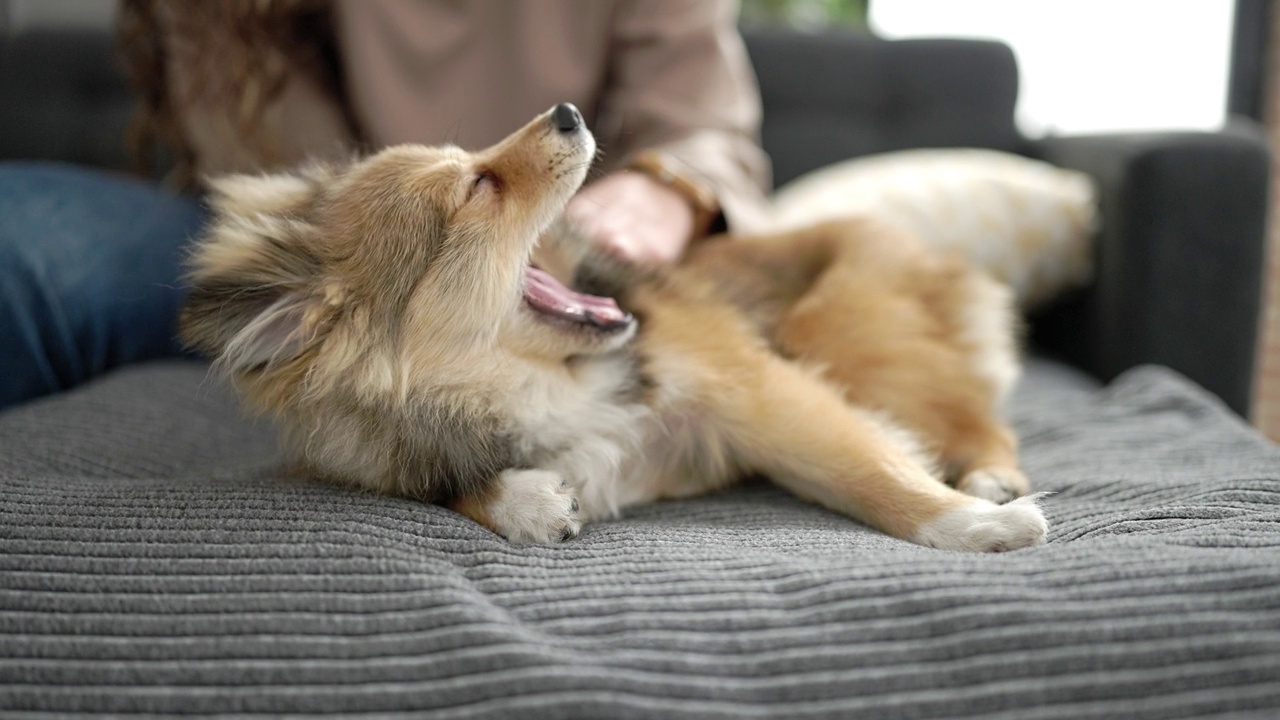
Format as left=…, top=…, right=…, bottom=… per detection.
left=628, top=151, right=721, bottom=240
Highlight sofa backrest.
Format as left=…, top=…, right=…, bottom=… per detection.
left=743, top=31, right=1022, bottom=187
left=0, top=29, right=134, bottom=171
left=0, top=26, right=1024, bottom=188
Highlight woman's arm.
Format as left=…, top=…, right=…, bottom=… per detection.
left=595, top=0, right=772, bottom=234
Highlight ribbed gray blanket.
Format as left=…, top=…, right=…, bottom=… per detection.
left=1, top=359, right=1278, bottom=718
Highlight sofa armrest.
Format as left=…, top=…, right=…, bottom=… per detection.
left=1028, top=124, right=1270, bottom=417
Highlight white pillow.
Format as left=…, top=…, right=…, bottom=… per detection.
left=769, top=149, right=1098, bottom=310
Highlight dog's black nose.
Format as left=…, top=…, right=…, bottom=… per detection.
left=552, top=103, right=583, bottom=133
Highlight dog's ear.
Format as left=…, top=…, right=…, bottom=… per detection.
left=181, top=172, right=342, bottom=373
left=204, top=163, right=334, bottom=220
left=217, top=288, right=338, bottom=371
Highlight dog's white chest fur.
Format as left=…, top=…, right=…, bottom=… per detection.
left=508, top=354, right=659, bottom=520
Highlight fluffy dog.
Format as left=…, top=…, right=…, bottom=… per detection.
left=180, top=104, right=1047, bottom=552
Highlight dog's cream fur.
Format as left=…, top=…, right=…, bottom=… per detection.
left=180, top=106, right=1047, bottom=551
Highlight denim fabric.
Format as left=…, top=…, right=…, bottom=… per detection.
left=0, top=162, right=207, bottom=409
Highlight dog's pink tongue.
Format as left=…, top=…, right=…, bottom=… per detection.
left=523, top=266, right=630, bottom=327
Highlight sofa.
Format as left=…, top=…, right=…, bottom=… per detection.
left=2, top=21, right=1279, bottom=719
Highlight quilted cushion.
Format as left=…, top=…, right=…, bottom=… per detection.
left=770, top=149, right=1098, bottom=309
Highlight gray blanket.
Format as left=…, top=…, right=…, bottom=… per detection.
left=1, top=359, right=1278, bottom=718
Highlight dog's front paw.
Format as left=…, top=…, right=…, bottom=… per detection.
left=912, top=495, right=1048, bottom=552
left=488, top=469, right=581, bottom=544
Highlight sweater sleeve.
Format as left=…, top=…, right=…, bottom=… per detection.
left=597, top=0, right=772, bottom=233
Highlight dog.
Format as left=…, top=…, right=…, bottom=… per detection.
left=179, top=103, right=1047, bottom=552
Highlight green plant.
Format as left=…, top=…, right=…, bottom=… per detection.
left=738, top=0, right=869, bottom=29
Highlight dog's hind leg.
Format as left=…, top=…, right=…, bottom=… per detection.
left=784, top=258, right=1030, bottom=503
left=933, top=271, right=1031, bottom=502
left=713, top=345, right=1045, bottom=552
left=635, top=289, right=1046, bottom=552
left=692, top=218, right=1032, bottom=504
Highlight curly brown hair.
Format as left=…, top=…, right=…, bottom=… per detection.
left=117, top=0, right=351, bottom=188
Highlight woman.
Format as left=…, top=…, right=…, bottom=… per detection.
left=0, top=0, right=771, bottom=409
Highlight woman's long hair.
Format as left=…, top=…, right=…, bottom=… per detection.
left=117, top=0, right=347, bottom=188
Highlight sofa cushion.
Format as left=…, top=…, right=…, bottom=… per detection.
left=2, top=359, right=1279, bottom=717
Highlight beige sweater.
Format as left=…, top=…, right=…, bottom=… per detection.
left=165, top=0, right=771, bottom=231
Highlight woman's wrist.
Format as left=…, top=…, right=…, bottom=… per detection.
left=627, top=151, right=721, bottom=241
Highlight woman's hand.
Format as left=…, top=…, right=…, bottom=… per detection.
left=563, top=171, right=695, bottom=265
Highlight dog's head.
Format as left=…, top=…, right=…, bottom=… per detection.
left=181, top=104, right=636, bottom=412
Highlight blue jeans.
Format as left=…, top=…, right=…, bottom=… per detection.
left=0, top=163, right=207, bottom=409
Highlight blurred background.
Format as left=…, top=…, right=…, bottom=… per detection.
left=745, top=1, right=1280, bottom=443
left=742, top=0, right=1240, bottom=138
left=1, top=0, right=1247, bottom=138
left=2, top=0, right=1277, bottom=438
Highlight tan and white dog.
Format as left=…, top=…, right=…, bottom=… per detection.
left=180, top=104, right=1047, bottom=552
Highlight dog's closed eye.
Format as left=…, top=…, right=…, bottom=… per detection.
left=467, top=170, right=499, bottom=202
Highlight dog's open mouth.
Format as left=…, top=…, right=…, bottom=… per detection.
left=524, top=267, right=632, bottom=331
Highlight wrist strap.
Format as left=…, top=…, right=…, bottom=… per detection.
left=628, top=151, right=721, bottom=240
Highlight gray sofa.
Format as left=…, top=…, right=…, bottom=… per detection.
left=3, top=23, right=1279, bottom=719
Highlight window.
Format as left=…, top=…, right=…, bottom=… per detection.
left=869, top=0, right=1237, bottom=137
